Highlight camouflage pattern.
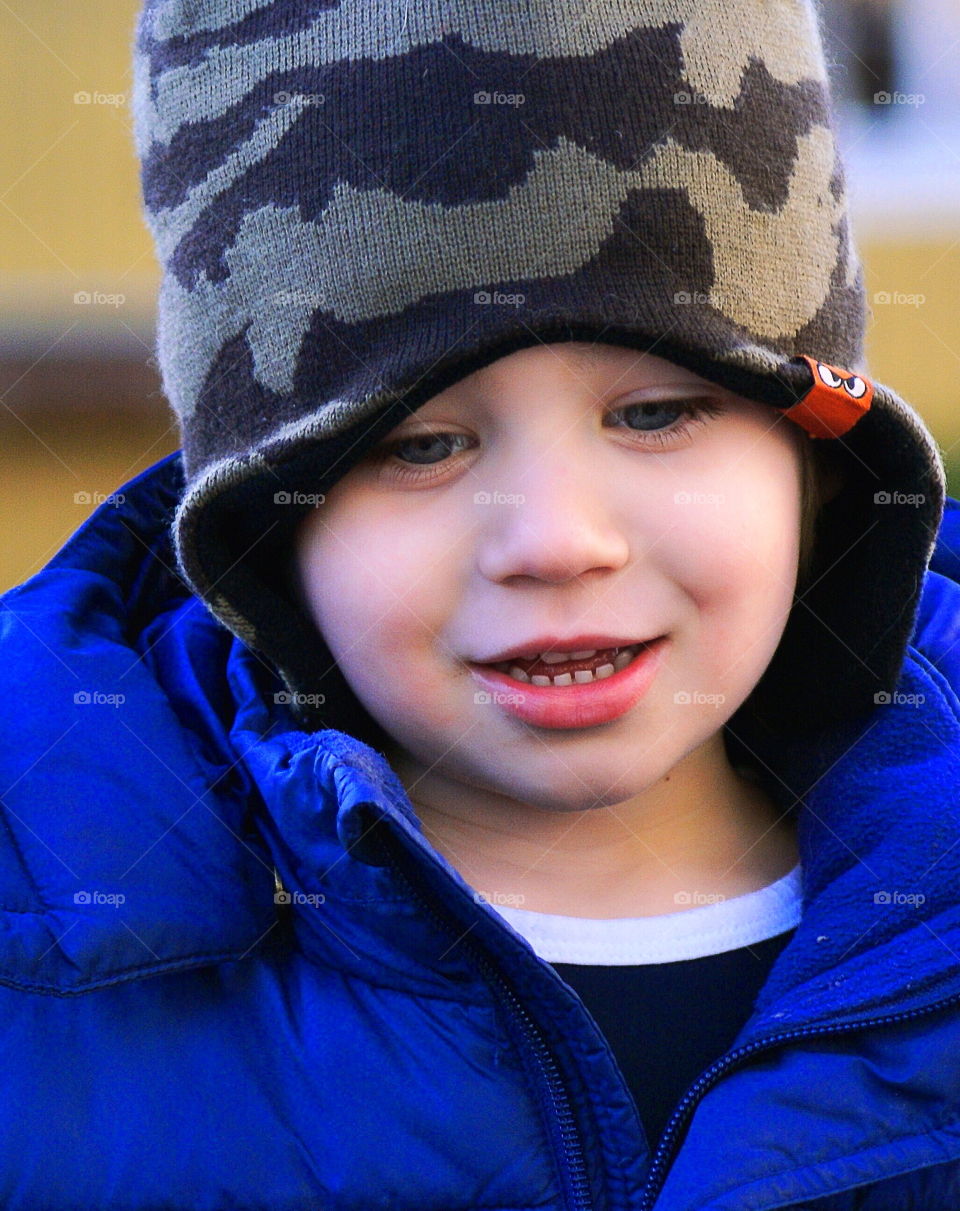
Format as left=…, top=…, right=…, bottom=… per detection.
left=132, top=1, right=945, bottom=743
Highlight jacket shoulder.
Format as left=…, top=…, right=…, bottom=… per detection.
left=0, top=453, right=274, bottom=993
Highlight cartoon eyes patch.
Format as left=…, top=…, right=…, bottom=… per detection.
left=814, top=363, right=870, bottom=399
left=782, top=354, right=875, bottom=439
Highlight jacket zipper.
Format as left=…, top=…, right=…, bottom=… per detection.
left=380, top=833, right=594, bottom=1211
left=377, top=826, right=960, bottom=1211
left=638, top=989, right=960, bottom=1210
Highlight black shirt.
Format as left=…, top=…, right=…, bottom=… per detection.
left=548, top=927, right=797, bottom=1151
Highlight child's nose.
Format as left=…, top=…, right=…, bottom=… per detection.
left=473, top=460, right=631, bottom=584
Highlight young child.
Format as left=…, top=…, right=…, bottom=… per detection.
left=1, top=1, right=959, bottom=1208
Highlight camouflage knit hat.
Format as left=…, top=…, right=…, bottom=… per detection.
left=132, top=0, right=944, bottom=748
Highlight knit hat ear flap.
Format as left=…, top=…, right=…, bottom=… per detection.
left=134, top=0, right=945, bottom=743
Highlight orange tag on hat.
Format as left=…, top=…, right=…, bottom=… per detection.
left=780, top=355, right=874, bottom=439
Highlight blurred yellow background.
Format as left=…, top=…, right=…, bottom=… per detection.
left=2, top=1, right=959, bottom=594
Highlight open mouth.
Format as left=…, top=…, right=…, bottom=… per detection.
left=467, top=636, right=670, bottom=729
left=476, top=641, right=657, bottom=688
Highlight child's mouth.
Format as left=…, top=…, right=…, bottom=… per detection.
left=483, top=644, right=646, bottom=686
left=467, top=637, right=669, bottom=730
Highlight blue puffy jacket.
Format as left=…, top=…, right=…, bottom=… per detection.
left=2, top=449, right=960, bottom=1210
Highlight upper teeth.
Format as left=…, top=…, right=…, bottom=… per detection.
left=540, top=649, right=599, bottom=663
left=491, top=644, right=644, bottom=684
left=497, top=646, right=622, bottom=667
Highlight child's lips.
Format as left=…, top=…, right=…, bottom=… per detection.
left=488, top=647, right=623, bottom=679
left=467, top=636, right=670, bottom=730
left=470, top=636, right=660, bottom=669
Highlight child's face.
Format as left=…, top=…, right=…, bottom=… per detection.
left=294, top=342, right=806, bottom=813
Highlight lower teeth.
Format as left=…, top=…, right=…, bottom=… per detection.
left=506, top=645, right=640, bottom=686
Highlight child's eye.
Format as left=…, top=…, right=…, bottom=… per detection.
left=382, top=432, right=473, bottom=467
left=372, top=396, right=725, bottom=483
left=607, top=397, right=725, bottom=443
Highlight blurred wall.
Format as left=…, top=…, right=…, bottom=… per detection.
left=1, top=1, right=173, bottom=593
left=2, top=1, right=959, bottom=594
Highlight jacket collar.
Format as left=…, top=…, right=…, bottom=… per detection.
left=2, top=449, right=960, bottom=1035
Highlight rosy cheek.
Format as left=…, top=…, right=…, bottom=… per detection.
left=657, top=495, right=735, bottom=598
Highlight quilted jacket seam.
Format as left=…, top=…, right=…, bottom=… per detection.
left=708, top=1111, right=960, bottom=1207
